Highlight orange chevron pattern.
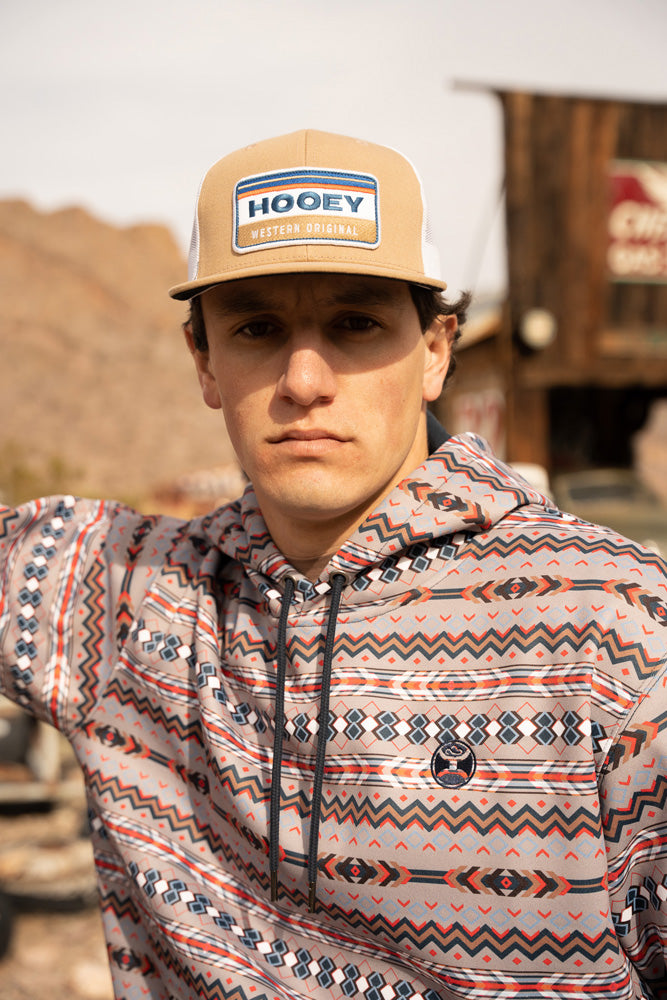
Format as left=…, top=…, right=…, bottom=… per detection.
left=605, top=714, right=667, bottom=771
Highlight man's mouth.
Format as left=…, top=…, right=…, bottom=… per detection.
left=271, top=428, right=345, bottom=443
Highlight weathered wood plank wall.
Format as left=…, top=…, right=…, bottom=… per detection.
left=502, top=91, right=667, bottom=379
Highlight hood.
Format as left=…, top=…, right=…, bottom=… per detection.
left=212, top=431, right=549, bottom=599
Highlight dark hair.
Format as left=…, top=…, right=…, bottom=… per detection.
left=186, top=280, right=471, bottom=388
left=407, top=284, right=471, bottom=387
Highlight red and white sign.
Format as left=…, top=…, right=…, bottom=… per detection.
left=607, top=159, right=667, bottom=283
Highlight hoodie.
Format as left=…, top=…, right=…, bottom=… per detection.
left=0, top=432, right=666, bottom=999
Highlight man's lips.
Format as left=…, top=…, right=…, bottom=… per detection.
left=270, top=428, right=347, bottom=443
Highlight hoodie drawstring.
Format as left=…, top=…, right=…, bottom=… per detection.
left=307, top=572, right=345, bottom=911
left=269, top=572, right=346, bottom=912
left=269, top=574, right=294, bottom=902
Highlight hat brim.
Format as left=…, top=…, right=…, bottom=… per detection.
left=169, top=260, right=447, bottom=301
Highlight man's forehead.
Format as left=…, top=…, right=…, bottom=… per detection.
left=201, top=273, right=411, bottom=316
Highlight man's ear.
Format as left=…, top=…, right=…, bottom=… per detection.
left=183, top=323, right=222, bottom=411
left=422, top=314, right=457, bottom=403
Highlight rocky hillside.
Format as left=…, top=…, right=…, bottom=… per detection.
left=0, top=200, right=235, bottom=506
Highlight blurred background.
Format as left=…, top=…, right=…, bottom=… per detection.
left=0, top=0, right=666, bottom=515
left=0, top=1, right=666, bottom=995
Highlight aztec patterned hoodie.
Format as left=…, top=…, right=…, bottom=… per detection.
left=0, top=431, right=666, bottom=999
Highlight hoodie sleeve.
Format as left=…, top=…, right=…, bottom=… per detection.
left=601, top=662, right=667, bottom=991
left=0, top=496, right=168, bottom=737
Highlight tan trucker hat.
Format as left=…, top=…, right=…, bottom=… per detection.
left=169, top=129, right=446, bottom=300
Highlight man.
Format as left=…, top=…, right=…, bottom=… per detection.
left=1, top=130, right=666, bottom=998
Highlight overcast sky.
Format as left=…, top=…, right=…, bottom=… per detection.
left=1, top=0, right=665, bottom=297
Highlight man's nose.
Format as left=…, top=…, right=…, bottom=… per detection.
left=277, top=339, right=337, bottom=406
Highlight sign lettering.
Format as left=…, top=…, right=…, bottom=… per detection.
left=607, top=159, right=667, bottom=284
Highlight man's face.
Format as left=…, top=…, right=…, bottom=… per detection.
left=188, top=272, right=452, bottom=551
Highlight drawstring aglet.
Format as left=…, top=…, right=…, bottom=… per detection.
left=308, top=882, right=317, bottom=912
left=270, top=871, right=278, bottom=902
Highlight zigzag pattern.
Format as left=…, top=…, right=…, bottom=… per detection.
left=261, top=618, right=658, bottom=682
left=102, top=873, right=635, bottom=997
left=319, top=791, right=602, bottom=839
left=304, top=905, right=617, bottom=963
left=343, top=507, right=442, bottom=550
left=74, top=559, right=107, bottom=724
left=293, top=621, right=598, bottom=661
left=426, top=445, right=534, bottom=498
left=91, top=773, right=273, bottom=894
left=90, top=752, right=273, bottom=887
left=250, top=621, right=660, bottom=698
left=102, top=885, right=619, bottom=989
left=595, top=629, right=664, bottom=681
left=215, top=762, right=268, bottom=804
left=271, top=783, right=603, bottom=845
left=225, top=631, right=274, bottom=665
left=91, top=778, right=605, bottom=925
left=159, top=523, right=222, bottom=594
left=0, top=506, right=21, bottom=537
left=469, top=525, right=667, bottom=572
left=100, top=887, right=142, bottom=922
left=226, top=610, right=660, bottom=685
left=104, top=675, right=206, bottom=745
left=603, top=774, right=667, bottom=843
left=88, top=772, right=230, bottom=854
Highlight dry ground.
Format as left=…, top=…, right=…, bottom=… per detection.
left=0, top=780, right=113, bottom=998
left=1, top=907, right=113, bottom=1000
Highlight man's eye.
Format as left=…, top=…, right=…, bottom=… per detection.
left=236, top=320, right=277, bottom=339
left=337, top=315, right=378, bottom=332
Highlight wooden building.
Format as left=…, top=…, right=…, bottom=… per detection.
left=439, top=89, right=667, bottom=477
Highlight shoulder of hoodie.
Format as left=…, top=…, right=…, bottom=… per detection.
left=442, top=456, right=667, bottom=706
left=441, top=435, right=667, bottom=611
left=476, top=487, right=667, bottom=591
left=100, top=496, right=243, bottom=572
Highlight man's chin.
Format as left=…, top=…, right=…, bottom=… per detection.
left=256, top=480, right=374, bottom=529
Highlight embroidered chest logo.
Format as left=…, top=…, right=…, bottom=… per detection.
left=430, top=739, right=476, bottom=788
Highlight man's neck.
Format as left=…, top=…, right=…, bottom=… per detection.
left=261, top=509, right=363, bottom=582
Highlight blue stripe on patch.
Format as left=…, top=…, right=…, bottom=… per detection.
left=236, top=169, right=377, bottom=196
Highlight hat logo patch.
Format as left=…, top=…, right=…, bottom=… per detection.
left=431, top=739, right=477, bottom=789
left=233, top=168, right=379, bottom=253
